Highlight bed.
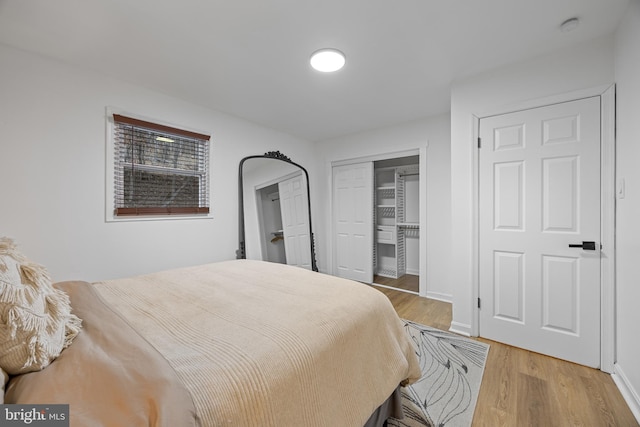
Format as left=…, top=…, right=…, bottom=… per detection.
left=2, top=259, right=421, bottom=426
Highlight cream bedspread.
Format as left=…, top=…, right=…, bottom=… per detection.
left=94, top=260, right=421, bottom=427
left=5, top=280, right=199, bottom=426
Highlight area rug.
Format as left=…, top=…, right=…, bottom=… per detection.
left=388, top=320, right=490, bottom=427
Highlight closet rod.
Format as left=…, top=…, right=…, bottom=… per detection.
left=398, top=172, right=419, bottom=177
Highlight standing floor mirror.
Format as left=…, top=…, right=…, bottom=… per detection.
left=236, top=151, right=318, bottom=271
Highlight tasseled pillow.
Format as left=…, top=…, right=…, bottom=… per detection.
left=0, top=237, right=82, bottom=375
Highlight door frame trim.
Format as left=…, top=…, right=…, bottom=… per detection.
left=472, top=84, right=616, bottom=373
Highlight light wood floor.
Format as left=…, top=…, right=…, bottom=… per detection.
left=374, top=286, right=639, bottom=427
left=374, top=274, right=419, bottom=293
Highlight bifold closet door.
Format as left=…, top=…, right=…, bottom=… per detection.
left=332, top=162, right=373, bottom=283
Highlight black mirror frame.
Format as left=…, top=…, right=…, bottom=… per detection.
left=236, top=151, right=318, bottom=272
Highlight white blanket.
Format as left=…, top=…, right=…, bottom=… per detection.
left=94, top=260, right=421, bottom=427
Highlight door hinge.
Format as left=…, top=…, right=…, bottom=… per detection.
left=477, top=297, right=481, bottom=309
left=478, top=137, right=481, bottom=148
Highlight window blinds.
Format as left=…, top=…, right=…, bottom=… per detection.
left=113, top=114, right=210, bottom=216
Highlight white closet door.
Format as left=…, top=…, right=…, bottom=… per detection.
left=332, top=162, right=374, bottom=283
left=279, top=173, right=312, bottom=270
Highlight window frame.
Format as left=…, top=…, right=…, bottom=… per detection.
left=105, top=108, right=213, bottom=222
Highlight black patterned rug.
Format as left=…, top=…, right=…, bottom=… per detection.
left=388, top=320, right=490, bottom=427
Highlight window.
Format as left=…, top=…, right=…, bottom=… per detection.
left=112, top=114, right=210, bottom=216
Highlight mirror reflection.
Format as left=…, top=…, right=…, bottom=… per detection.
left=238, top=153, right=317, bottom=271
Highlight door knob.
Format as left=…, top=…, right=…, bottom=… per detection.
left=568, top=241, right=597, bottom=250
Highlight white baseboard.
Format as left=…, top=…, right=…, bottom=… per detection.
left=426, top=291, right=452, bottom=303
left=449, top=321, right=472, bottom=337
left=612, top=363, right=640, bottom=424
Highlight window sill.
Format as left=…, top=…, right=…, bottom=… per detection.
left=105, top=212, right=214, bottom=223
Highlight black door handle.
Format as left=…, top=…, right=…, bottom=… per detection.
left=568, top=241, right=596, bottom=250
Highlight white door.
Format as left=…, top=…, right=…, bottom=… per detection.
left=279, top=173, right=312, bottom=270
left=332, top=162, right=374, bottom=283
left=479, top=97, right=601, bottom=368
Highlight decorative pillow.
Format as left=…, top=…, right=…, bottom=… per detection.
left=0, top=237, right=82, bottom=375
left=1, top=366, right=7, bottom=403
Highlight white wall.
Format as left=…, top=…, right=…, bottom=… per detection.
left=449, top=36, right=615, bottom=334
left=613, top=0, right=640, bottom=419
left=314, top=113, right=452, bottom=300
left=0, top=44, right=316, bottom=282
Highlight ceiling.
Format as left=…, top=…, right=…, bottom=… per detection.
left=0, top=0, right=629, bottom=142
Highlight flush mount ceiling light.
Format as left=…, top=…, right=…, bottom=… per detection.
left=560, top=17, right=580, bottom=33
left=310, top=48, right=346, bottom=72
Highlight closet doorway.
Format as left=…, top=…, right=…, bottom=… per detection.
left=373, top=156, right=420, bottom=294
left=253, top=171, right=312, bottom=269
left=256, top=183, right=286, bottom=264
left=331, top=152, right=423, bottom=296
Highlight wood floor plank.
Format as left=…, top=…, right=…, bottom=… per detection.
left=473, top=339, right=518, bottom=427
left=373, top=274, right=419, bottom=293
left=372, top=284, right=639, bottom=427
left=550, top=358, right=596, bottom=426
left=517, top=373, right=558, bottom=426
